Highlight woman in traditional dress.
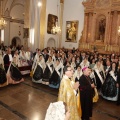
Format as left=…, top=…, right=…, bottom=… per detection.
left=71, top=57, right=76, bottom=70
left=73, top=66, right=83, bottom=82
left=49, top=59, right=63, bottom=88
left=45, top=101, right=70, bottom=120
left=13, top=50, right=20, bottom=66
left=32, top=54, right=46, bottom=83
left=101, top=62, right=118, bottom=101
left=19, top=50, right=28, bottom=66
left=93, top=60, right=105, bottom=90
left=89, top=58, right=96, bottom=70
left=117, top=65, right=120, bottom=105
left=0, top=50, right=8, bottom=87
left=60, top=53, right=67, bottom=66
left=75, top=56, right=81, bottom=69
left=80, top=57, right=90, bottom=69
left=7, top=57, right=24, bottom=84
left=42, top=56, right=54, bottom=85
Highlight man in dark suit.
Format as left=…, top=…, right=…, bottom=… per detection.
left=79, top=67, right=95, bottom=120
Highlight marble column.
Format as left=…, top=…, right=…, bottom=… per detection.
left=29, top=0, right=42, bottom=51
left=23, top=0, right=30, bottom=50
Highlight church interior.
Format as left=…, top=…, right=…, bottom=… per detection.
left=0, top=0, right=120, bottom=120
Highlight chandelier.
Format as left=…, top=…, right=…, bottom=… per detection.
left=51, top=19, right=61, bottom=34
left=0, top=18, right=7, bottom=29
left=51, top=4, right=61, bottom=34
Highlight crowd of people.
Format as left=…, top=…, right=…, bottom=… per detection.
left=0, top=43, right=120, bottom=120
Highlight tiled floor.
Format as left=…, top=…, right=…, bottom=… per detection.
left=0, top=76, right=120, bottom=120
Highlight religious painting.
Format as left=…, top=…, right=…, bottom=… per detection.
left=47, top=14, right=58, bottom=34
left=66, top=21, right=78, bottom=42
left=23, top=28, right=29, bottom=38
left=95, top=15, right=106, bottom=42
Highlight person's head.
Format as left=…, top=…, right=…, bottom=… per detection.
left=48, top=56, right=52, bottom=62
left=27, top=47, right=30, bottom=52
left=66, top=61, right=71, bottom=66
left=37, top=49, right=41, bottom=54
left=63, top=66, right=73, bottom=78
left=91, top=58, right=95, bottom=63
left=106, top=60, right=111, bottom=66
left=82, top=67, right=91, bottom=76
left=45, top=101, right=70, bottom=120
left=111, top=62, right=116, bottom=70
left=7, top=47, right=11, bottom=54
left=14, top=50, right=18, bottom=55
left=96, top=60, right=101, bottom=67
left=77, top=66, right=81, bottom=71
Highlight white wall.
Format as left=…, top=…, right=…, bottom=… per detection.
left=61, top=0, right=84, bottom=49
left=3, top=0, right=24, bottom=46
left=44, top=0, right=60, bottom=48
left=9, top=22, right=24, bottom=44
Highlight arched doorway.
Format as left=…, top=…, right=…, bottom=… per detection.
left=47, top=37, right=56, bottom=48
left=11, top=37, right=21, bottom=46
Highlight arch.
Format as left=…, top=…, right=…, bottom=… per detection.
left=11, top=36, right=21, bottom=46
left=47, top=37, right=56, bottom=48
left=10, top=4, right=24, bottom=19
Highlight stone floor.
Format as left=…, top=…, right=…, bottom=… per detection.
left=0, top=76, right=120, bottom=120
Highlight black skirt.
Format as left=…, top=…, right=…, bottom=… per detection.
left=101, top=75, right=117, bottom=97
left=10, top=64, right=22, bottom=81
left=42, top=66, right=51, bottom=82
left=33, top=65, right=43, bottom=81
left=0, top=66, right=7, bottom=84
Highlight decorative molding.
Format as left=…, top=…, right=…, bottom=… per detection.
left=80, top=0, right=120, bottom=53
left=3, top=16, right=24, bottom=24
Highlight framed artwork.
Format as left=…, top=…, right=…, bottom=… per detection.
left=66, top=21, right=78, bottom=42
left=47, top=14, right=58, bottom=34
left=23, top=28, right=29, bottom=38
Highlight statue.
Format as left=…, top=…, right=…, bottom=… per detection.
left=99, top=19, right=106, bottom=40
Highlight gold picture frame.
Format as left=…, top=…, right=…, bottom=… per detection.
left=66, top=21, right=78, bottom=42
left=47, top=14, right=58, bottom=34
left=23, top=28, right=29, bottom=38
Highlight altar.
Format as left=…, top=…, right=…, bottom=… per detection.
left=79, top=0, right=120, bottom=54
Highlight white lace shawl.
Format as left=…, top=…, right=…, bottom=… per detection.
left=45, top=101, right=65, bottom=120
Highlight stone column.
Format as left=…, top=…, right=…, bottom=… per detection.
left=110, top=11, right=118, bottom=45
left=86, top=12, right=93, bottom=43
left=82, top=13, right=89, bottom=43
left=39, top=0, right=46, bottom=50
left=59, top=1, right=64, bottom=48
left=105, top=12, right=112, bottom=45
left=91, top=13, right=96, bottom=43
